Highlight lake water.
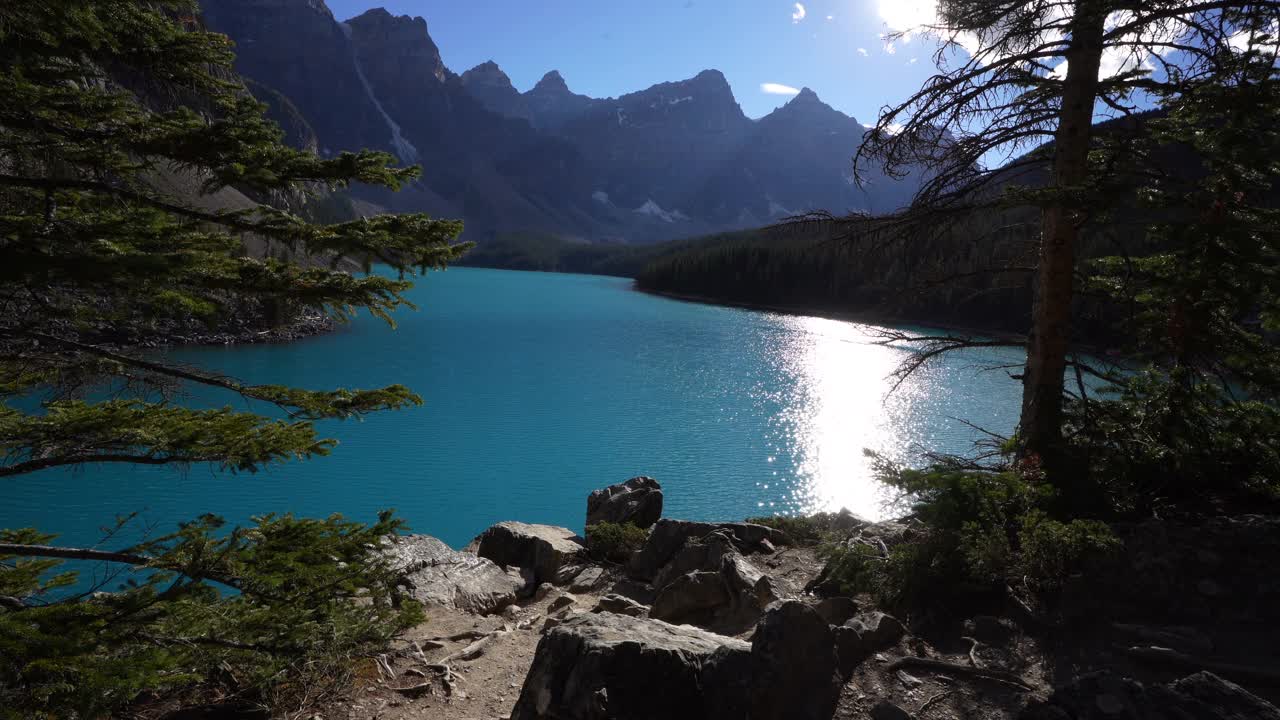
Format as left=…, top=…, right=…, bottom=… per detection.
left=4, top=267, right=1026, bottom=552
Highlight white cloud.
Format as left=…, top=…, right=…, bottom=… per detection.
left=1229, top=23, right=1279, bottom=53
left=857, top=47, right=869, bottom=56
left=877, top=0, right=984, bottom=57
left=885, top=42, right=897, bottom=55
left=761, top=82, right=802, bottom=95
left=878, top=0, right=938, bottom=34
left=826, top=15, right=834, bottom=21
left=909, top=57, right=919, bottom=64
left=791, top=2, right=806, bottom=23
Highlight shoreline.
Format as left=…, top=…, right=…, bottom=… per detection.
left=633, top=285, right=1030, bottom=344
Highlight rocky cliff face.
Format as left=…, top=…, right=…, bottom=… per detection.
left=201, top=0, right=389, bottom=156
left=203, top=0, right=927, bottom=243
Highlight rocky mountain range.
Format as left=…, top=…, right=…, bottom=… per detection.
left=201, top=0, right=924, bottom=243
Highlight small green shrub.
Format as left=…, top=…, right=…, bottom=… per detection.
left=839, top=458, right=1121, bottom=616
left=1017, top=511, right=1121, bottom=588
left=585, top=522, right=649, bottom=564
left=815, top=541, right=882, bottom=596
left=746, top=513, right=843, bottom=545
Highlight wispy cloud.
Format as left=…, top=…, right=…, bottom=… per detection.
left=760, top=82, right=801, bottom=96
left=856, top=47, right=868, bottom=56
left=791, top=2, right=806, bottom=23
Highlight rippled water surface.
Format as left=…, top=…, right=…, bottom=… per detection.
left=5, top=268, right=1025, bottom=549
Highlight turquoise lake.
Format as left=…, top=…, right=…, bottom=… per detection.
left=4, top=267, right=1026, bottom=552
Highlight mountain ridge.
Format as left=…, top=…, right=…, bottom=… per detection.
left=202, top=1, right=925, bottom=242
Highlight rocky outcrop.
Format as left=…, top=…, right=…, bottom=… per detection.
left=512, top=604, right=843, bottom=720
left=511, top=612, right=753, bottom=720
left=1022, top=671, right=1280, bottom=720
left=586, top=476, right=663, bottom=529
left=628, top=519, right=783, bottom=581
left=648, top=529, right=777, bottom=633
left=472, top=521, right=588, bottom=585
left=384, top=534, right=525, bottom=615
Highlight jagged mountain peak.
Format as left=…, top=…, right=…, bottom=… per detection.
left=462, top=60, right=516, bottom=89
left=766, top=86, right=857, bottom=127
left=347, top=6, right=422, bottom=28
left=345, top=7, right=446, bottom=85
left=532, top=70, right=570, bottom=94
left=693, top=69, right=728, bottom=84
left=792, top=87, right=820, bottom=102
left=620, top=69, right=738, bottom=108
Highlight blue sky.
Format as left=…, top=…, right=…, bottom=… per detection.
left=324, top=0, right=943, bottom=121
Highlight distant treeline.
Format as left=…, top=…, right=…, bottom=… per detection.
left=445, top=200, right=1162, bottom=343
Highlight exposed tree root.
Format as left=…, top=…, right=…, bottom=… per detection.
left=918, top=690, right=955, bottom=716
left=961, top=636, right=983, bottom=668
left=887, top=656, right=1035, bottom=690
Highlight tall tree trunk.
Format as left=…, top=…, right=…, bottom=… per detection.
left=1019, top=5, right=1107, bottom=467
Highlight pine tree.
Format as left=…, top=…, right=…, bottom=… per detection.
left=0, top=2, right=467, bottom=715
left=1065, top=33, right=1280, bottom=509
left=857, top=0, right=1280, bottom=471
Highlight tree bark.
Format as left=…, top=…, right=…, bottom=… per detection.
left=1019, top=4, right=1107, bottom=466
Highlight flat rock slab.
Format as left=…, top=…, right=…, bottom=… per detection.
left=473, top=521, right=588, bottom=585
left=511, top=612, right=752, bottom=720
left=385, top=534, right=524, bottom=615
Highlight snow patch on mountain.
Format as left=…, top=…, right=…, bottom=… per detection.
left=635, top=199, right=689, bottom=223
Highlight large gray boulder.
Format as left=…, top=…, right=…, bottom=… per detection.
left=1021, top=671, right=1280, bottom=720
left=384, top=534, right=525, bottom=615
left=472, top=522, right=588, bottom=586
left=628, top=519, right=784, bottom=581
left=748, top=601, right=842, bottom=720
left=648, top=530, right=778, bottom=633
left=831, top=611, right=906, bottom=676
left=586, top=476, right=663, bottom=529
left=511, top=613, right=752, bottom=720
left=845, top=611, right=906, bottom=650
left=512, top=606, right=843, bottom=720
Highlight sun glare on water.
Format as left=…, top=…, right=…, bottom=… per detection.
left=761, top=315, right=930, bottom=520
